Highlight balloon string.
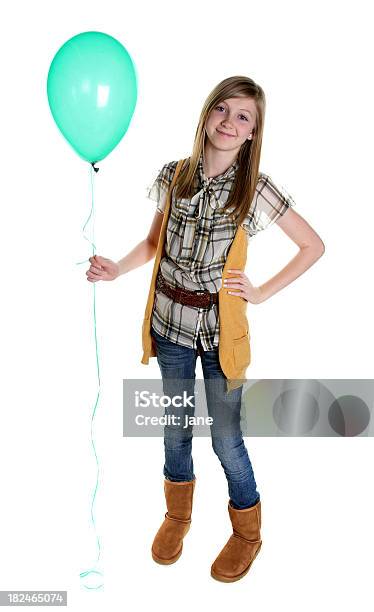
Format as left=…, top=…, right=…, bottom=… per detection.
left=75, top=163, right=104, bottom=590
left=75, top=164, right=100, bottom=264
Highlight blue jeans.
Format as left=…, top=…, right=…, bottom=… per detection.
left=151, top=326, right=260, bottom=510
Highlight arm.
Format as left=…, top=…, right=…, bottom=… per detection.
left=116, top=209, right=164, bottom=276
left=257, top=207, right=325, bottom=303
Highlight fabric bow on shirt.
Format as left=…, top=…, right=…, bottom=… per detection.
left=190, top=154, right=239, bottom=219
left=176, top=154, right=239, bottom=272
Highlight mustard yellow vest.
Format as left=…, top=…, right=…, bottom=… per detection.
left=141, top=158, right=250, bottom=393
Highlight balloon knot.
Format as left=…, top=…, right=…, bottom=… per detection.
left=91, top=162, right=100, bottom=173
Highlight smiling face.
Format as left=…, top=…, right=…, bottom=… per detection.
left=204, top=96, right=257, bottom=152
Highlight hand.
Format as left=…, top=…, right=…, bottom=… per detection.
left=223, top=269, right=263, bottom=304
left=86, top=255, right=120, bottom=282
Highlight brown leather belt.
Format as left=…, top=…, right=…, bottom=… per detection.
left=156, top=272, right=218, bottom=309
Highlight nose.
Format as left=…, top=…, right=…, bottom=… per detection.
left=220, top=113, right=234, bottom=129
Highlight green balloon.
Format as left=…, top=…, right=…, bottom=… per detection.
left=47, top=31, right=137, bottom=163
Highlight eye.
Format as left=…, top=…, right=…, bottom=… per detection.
left=215, top=106, right=249, bottom=121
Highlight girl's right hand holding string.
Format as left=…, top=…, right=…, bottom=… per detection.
left=86, top=255, right=120, bottom=282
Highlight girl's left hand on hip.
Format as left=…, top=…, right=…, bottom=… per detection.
left=223, top=269, right=263, bottom=304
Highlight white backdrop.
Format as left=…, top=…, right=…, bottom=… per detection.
left=1, top=0, right=373, bottom=609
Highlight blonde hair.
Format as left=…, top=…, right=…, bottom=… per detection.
left=175, top=75, right=266, bottom=227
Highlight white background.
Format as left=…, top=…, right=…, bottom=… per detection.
left=1, top=0, right=373, bottom=609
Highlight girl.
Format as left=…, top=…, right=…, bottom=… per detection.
left=86, top=75, right=325, bottom=583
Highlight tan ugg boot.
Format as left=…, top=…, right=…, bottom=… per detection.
left=211, top=499, right=262, bottom=582
left=151, top=477, right=196, bottom=565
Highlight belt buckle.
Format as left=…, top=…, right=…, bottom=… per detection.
left=194, top=288, right=212, bottom=308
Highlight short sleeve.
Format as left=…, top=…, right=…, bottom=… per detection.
left=242, top=172, right=296, bottom=238
left=146, top=160, right=178, bottom=214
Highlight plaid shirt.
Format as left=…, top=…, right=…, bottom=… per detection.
left=146, top=154, right=296, bottom=351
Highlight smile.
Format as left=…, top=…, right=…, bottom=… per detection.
left=216, top=129, right=235, bottom=138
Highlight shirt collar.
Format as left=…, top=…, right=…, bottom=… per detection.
left=197, top=153, right=239, bottom=189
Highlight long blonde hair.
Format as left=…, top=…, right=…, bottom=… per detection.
left=175, top=75, right=266, bottom=227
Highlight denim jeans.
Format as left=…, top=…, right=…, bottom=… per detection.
left=151, top=326, right=260, bottom=510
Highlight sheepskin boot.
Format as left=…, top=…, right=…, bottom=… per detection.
left=211, top=498, right=262, bottom=582
left=151, top=477, right=196, bottom=565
